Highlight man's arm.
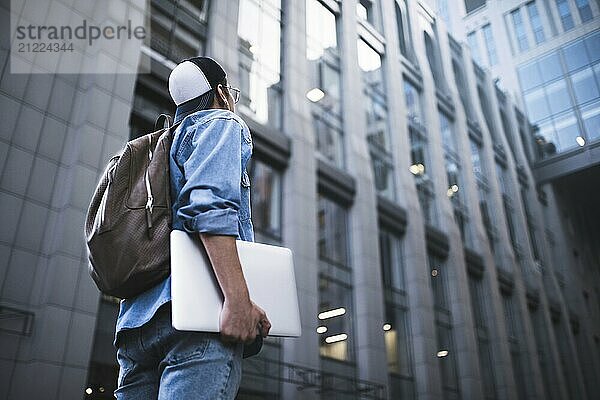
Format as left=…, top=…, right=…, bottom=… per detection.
left=199, top=234, right=249, bottom=303
left=174, top=117, right=270, bottom=342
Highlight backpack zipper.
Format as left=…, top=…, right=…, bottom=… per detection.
left=145, top=136, right=154, bottom=239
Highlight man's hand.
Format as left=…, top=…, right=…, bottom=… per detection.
left=198, top=233, right=271, bottom=344
left=219, top=297, right=271, bottom=344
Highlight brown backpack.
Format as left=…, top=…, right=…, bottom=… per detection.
left=84, top=115, right=176, bottom=298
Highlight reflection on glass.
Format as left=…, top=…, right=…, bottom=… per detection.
left=318, top=275, right=354, bottom=361
left=467, top=31, right=482, bottom=66
left=404, top=80, right=423, bottom=122
left=511, top=8, right=528, bottom=52
left=546, top=79, right=572, bottom=114
left=526, top=1, right=545, bottom=44
left=470, top=140, right=484, bottom=178
left=440, top=112, right=456, bottom=154
left=585, top=32, right=600, bottom=64
left=575, top=0, right=593, bottom=23
left=238, top=0, right=282, bottom=127
left=581, top=100, right=600, bottom=141
left=554, top=112, right=580, bottom=151
left=248, top=160, right=282, bottom=241
left=563, top=40, right=589, bottom=72
left=317, top=195, right=349, bottom=266
left=314, top=115, right=344, bottom=167
left=524, top=87, right=550, bottom=122
left=555, top=0, right=574, bottom=31
left=571, top=67, right=599, bottom=105
left=384, top=304, right=413, bottom=377
left=518, top=62, right=542, bottom=91
left=379, top=230, right=406, bottom=291
left=538, top=53, right=562, bottom=83
left=358, top=38, right=394, bottom=199
left=482, top=24, right=497, bottom=66
left=306, top=0, right=337, bottom=61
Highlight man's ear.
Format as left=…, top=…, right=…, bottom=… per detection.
left=216, top=85, right=229, bottom=108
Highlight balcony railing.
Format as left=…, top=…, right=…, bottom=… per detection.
left=243, top=357, right=386, bottom=399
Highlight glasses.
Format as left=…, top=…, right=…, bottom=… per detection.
left=221, top=85, right=241, bottom=104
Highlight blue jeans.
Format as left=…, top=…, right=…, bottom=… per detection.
left=114, top=304, right=243, bottom=399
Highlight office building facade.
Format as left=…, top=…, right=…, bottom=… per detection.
left=0, top=0, right=598, bottom=399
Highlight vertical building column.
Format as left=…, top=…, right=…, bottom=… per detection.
left=205, top=0, right=241, bottom=81
left=339, top=0, right=388, bottom=391
left=280, top=0, right=321, bottom=399
left=381, top=1, right=444, bottom=398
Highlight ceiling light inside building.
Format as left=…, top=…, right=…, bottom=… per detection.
left=318, top=307, right=346, bottom=319
left=306, top=87, right=325, bottom=102
left=316, top=326, right=328, bottom=334
left=85, top=388, right=93, bottom=395
left=437, top=350, right=449, bottom=357
left=431, top=269, right=438, bottom=277
left=576, top=136, right=585, bottom=147
left=383, top=323, right=392, bottom=331
left=325, top=333, right=348, bottom=343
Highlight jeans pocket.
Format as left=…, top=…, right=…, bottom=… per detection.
left=166, top=331, right=213, bottom=364
left=116, top=338, right=136, bottom=388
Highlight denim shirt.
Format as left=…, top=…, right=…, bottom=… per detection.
left=115, top=109, right=254, bottom=342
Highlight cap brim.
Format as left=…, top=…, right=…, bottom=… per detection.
left=174, top=93, right=213, bottom=124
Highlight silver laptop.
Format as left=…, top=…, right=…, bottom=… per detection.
left=170, top=230, right=301, bottom=337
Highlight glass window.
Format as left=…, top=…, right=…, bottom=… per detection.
left=467, top=31, right=482, bottom=66
left=410, top=130, right=429, bottom=176
left=453, top=59, right=471, bottom=113
left=554, top=111, right=581, bottom=152
left=440, top=112, right=456, bottom=153
left=395, top=1, right=408, bottom=57
left=248, top=160, right=282, bottom=242
left=358, top=38, right=395, bottom=199
left=317, top=194, right=349, bottom=266
left=482, top=24, right=497, bottom=66
left=524, top=87, right=551, bottom=122
left=563, top=39, right=589, bottom=72
left=526, top=1, right=545, bottom=44
left=575, top=0, right=593, bottom=23
left=470, top=139, right=484, bottom=178
left=546, top=79, right=572, bottom=114
left=555, top=0, right=574, bottom=31
left=571, top=67, right=600, bottom=105
left=535, top=119, right=559, bottom=159
left=238, top=0, right=283, bottom=128
left=539, top=53, right=563, bottom=83
left=511, top=8, right=529, bottom=52
left=465, top=0, right=486, bottom=14
left=518, top=61, right=542, bottom=91
left=318, top=276, right=355, bottom=361
left=357, top=38, right=384, bottom=95
left=306, top=0, right=338, bottom=61
left=314, top=115, right=344, bottom=168
left=384, top=303, right=413, bottom=377
left=436, top=322, right=460, bottom=397
left=404, top=80, right=423, bottom=122
left=430, top=255, right=449, bottom=312
left=584, top=31, right=600, bottom=64
left=581, top=100, right=600, bottom=141
left=424, top=30, right=442, bottom=85
left=357, top=0, right=381, bottom=30
left=379, top=230, right=406, bottom=291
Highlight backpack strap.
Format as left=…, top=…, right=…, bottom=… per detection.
left=154, top=113, right=183, bottom=143
left=154, top=114, right=172, bottom=131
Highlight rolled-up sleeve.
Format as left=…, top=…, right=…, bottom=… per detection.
left=176, top=118, right=242, bottom=236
